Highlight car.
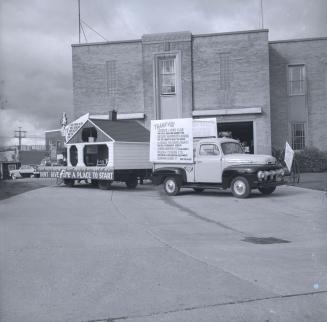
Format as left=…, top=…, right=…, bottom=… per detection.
left=10, top=165, right=40, bottom=179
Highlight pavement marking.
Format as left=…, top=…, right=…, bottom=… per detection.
left=83, top=290, right=327, bottom=322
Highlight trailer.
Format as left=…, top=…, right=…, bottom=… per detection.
left=38, top=113, right=152, bottom=189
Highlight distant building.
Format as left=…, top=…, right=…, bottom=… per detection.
left=71, top=29, right=327, bottom=153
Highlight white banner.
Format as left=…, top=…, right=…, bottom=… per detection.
left=193, top=118, right=217, bottom=138
left=284, top=141, right=294, bottom=172
left=150, top=118, right=193, bottom=163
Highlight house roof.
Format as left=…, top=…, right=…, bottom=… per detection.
left=89, top=119, right=150, bottom=142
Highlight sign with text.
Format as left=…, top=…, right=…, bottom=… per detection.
left=64, top=113, right=89, bottom=143
left=284, top=141, right=294, bottom=172
left=193, top=118, right=217, bottom=138
left=38, top=166, right=114, bottom=180
left=150, top=118, right=193, bottom=163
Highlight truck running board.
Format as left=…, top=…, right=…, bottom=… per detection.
left=182, top=183, right=225, bottom=190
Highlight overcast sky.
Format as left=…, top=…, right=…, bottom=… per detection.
left=0, top=0, right=326, bottom=146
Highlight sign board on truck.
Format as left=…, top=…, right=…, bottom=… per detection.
left=150, top=118, right=193, bottom=163
left=284, top=141, right=294, bottom=172
left=193, top=118, right=217, bottom=139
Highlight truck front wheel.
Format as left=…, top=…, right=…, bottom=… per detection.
left=164, top=177, right=180, bottom=196
left=258, top=186, right=276, bottom=195
left=231, top=176, right=250, bottom=198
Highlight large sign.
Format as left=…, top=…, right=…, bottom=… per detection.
left=64, top=113, right=89, bottom=143
left=193, top=118, right=217, bottom=138
left=150, top=118, right=193, bottom=163
left=38, top=166, right=113, bottom=180
left=284, top=142, right=294, bottom=172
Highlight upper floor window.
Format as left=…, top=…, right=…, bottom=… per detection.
left=291, top=123, right=305, bottom=150
left=159, top=58, right=176, bottom=95
left=288, top=65, right=305, bottom=96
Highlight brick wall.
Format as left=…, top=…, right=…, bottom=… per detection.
left=269, top=38, right=327, bottom=151
left=192, top=30, right=272, bottom=154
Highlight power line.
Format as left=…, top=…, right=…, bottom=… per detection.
left=81, top=19, right=108, bottom=41
left=14, top=127, right=26, bottom=151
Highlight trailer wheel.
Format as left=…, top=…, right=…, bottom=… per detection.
left=258, top=186, right=276, bottom=195
left=164, top=177, right=180, bottom=196
left=231, top=176, right=250, bottom=198
left=125, top=175, right=138, bottom=189
left=98, top=180, right=112, bottom=190
left=64, top=179, right=75, bottom=187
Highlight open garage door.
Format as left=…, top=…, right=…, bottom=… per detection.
left=217, top=121, right=254, bottom=154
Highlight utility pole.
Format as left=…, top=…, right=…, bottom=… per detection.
left=78, top=0, right=81, bottom=44
left=260, top=0, right=264, bottom=29
left=14, top=127, right=26, bottom=151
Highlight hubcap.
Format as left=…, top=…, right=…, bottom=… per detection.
left=234, top=180, right=246, bottom=195
left=166, top=179, right=176, bottom=193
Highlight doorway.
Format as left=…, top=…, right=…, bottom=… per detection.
left=217, top=121, right=254, bottom=153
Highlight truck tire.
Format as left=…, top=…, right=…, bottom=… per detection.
left=258, top=186, right=276, bottom=195
left=98, top=180, right=112, bottom=190
left=125, top=175, right=138, bottom=189
left=193, top=188, right=204, bottom=193
left=164, top=177, right=180, bottom=196
left=64, top=179, right=75, bottom=187
left=231, top=176, right=250, bottom=198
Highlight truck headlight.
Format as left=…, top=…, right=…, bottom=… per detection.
left=257, top=171, right=265, bottom=180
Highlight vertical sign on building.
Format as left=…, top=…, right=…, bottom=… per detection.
left=150, top=118, right=193, bottom=163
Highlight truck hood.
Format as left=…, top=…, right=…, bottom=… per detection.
left=224, top=154, right=277, bottom=165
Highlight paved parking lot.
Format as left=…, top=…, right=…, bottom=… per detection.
left=1, top=181, right=326, bottom=321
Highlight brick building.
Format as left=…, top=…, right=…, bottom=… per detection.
left=71, top=29, right=327, bottom=154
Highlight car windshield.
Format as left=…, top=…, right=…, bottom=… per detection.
left=221, top=142, right=244, bottom=155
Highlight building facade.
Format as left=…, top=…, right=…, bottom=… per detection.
left=72, top=29, right=327, bottom=154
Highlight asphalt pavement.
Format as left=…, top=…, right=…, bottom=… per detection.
left=0, top=181, right=326, bottom=322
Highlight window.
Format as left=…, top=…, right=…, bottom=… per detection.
left=219, top=53, right=231, bottom=90
left=288, top=65, right=305, bottom=95
left=199, top=144, right=220, bottom=156
left=83, top=144, right=108, bottom=166
left=159, top=58, right=176, bottom=95
left=106, top=60, right=116, bottom=96
left=82, top=127, right=97, bottom=142
left=221, top=142, right=244, bottom=155
left=70, top=145, right=78, bottom=166
left=291, top=123, right=305, bottom=150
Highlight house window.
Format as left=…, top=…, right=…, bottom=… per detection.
left=291, top=123, right=305, bottom=150
left=288, top=65, right=305, bottom=95
left=159, top=58, right=176, bottom=95
left=83, top=144, right=108, bottom=166
left=70, top=145, right=78, bottom=166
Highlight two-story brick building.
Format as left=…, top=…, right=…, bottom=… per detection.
left=71, top=29, right=327, bottom=154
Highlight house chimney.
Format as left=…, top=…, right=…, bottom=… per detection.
left=108, top=109, right=117, bottom=121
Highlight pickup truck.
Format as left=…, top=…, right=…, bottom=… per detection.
left=152, top=138, right=285, bottom=198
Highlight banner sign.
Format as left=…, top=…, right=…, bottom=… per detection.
left=284, top=141, right=294, bottom=172
left=150, top=118, right=193, bottom=163
left=64, top=113, right=89, bottom=143
left=38, top=166, right=113, bottom=180
left=193, top=118, right=217, bottom=138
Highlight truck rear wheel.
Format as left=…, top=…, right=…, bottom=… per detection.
left=98, top=180, right=112, bottom=190
left=258, top=186, right=276, bottom=195
left=164, top=177, right=180, bottom=196
left=64, top=179, right=75, bottom=187
left=231, top=176, right=250, bottom=198
left=125, top=175, right=138, bottom=189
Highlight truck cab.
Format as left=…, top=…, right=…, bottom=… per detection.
left=153, top=138, right=285, bottom=198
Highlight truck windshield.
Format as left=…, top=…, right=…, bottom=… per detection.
left=221, top=142, right=244, bottom=154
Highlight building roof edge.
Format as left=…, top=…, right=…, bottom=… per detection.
left=193, top=29, right=269, bottom=38
left=269, top=36, right=327, bottom=44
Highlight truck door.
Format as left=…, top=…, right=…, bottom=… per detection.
left=195, top=143, right=222, bottom=183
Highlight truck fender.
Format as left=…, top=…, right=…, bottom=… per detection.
left=222, top=167, right=257, bottom=189
left=152, top=167, right=187, bottom=185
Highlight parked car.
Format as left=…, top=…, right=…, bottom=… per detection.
left=10, top=165, right=40, bottom=179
